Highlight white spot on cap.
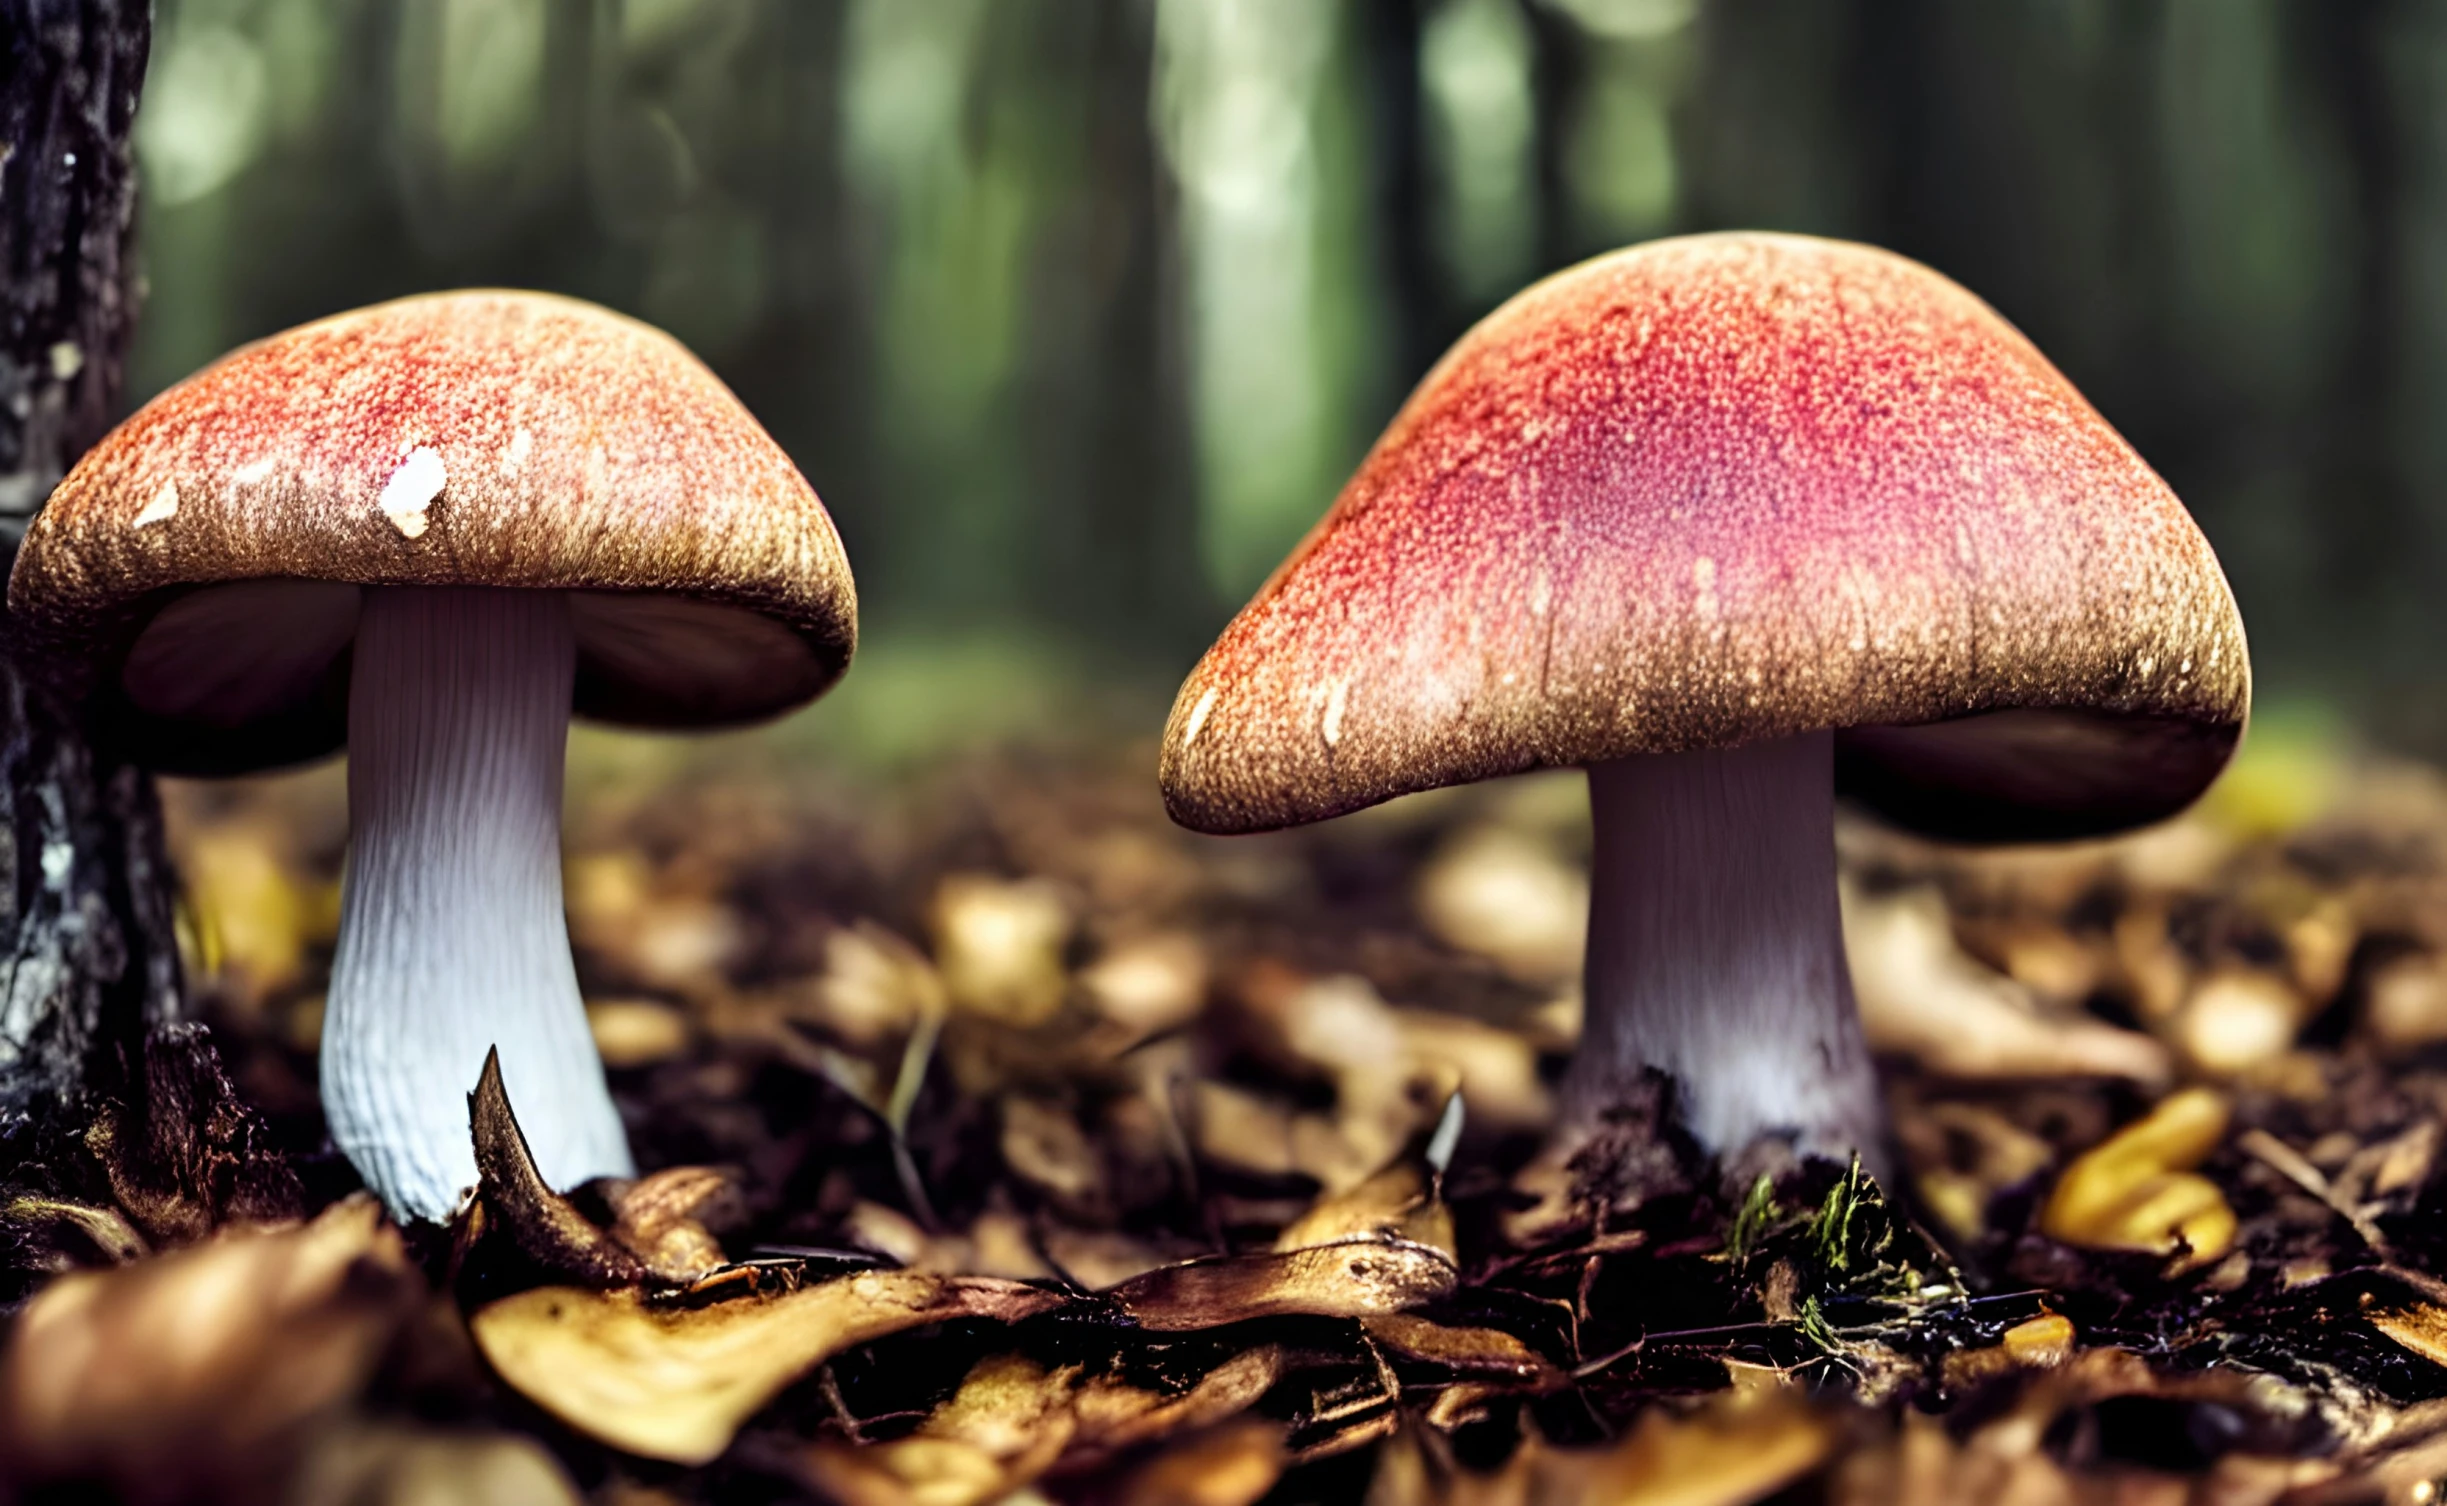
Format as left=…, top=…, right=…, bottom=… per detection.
left=1181, top=686, right=1219, bottom=750
left=501, top=427, right=533, bottom=475
left=380, top=446, right=446, bottom=539
left=233, top=456, right=276, bottom=485
left=1322, top=678, right=1350, bottom=747
left=133, top=480, right=179, bottom=527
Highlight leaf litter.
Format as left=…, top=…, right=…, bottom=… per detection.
left=20, top=737, right=2447, bottom=1498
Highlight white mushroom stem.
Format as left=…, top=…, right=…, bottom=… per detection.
left=1565, top=729, right=1888, bottom=1175
left=322, top=585, right=634, bottom=1222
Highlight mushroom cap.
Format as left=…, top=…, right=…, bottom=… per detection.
left=1161, top=233, right=2249, bottom=842
left=9, top=290, right=856, bottom=774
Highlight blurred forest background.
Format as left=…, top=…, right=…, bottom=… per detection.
left=126, top=0, right=2426, bottom=763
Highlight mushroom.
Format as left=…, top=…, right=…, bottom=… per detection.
left=1160, top=234, right=2247, bottom=1175
left=9, top=291, right=856, bottom=1222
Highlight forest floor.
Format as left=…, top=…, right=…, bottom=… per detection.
left=9, top=723, right=2447, bottom=1504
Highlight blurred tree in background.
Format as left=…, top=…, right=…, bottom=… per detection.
left=123, top=0, right=2447, bottom=754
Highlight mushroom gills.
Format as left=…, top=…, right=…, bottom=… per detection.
left=321, top=584, right=633, bottom=1221
left=123, top=579, right=826, bottom=742
left=1566, top=729, right=1887, bottom=1175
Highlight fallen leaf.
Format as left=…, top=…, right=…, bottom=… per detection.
left=2366, top=1299, right=2447, bottom=1368
left=607, top=1165, right=735, bottom=1284
left=1275, top=1153, right=1450, bottom=1257
left=1105, top=1237, right=1457, bottom=1331
left=469, top=1271, right=1058, bottom=1464
left=2040, top=1086, right=2238, bottom=1273
left=1110, top=1416, right=1284, bottom=1506
left=1512, top=1364, right=1837, bottom=1506
left=932, top=873, right=1072, bottom=1027
left=470, top=1048, right=649, bottom=1286
left=1846, top=884, right=2171, bottom=1086
left=806, top=921, right=949, bottom=1049
left=1360, top=1312, right=1562, bottom=1384
left=0, top=1198, right=420, bottom=1500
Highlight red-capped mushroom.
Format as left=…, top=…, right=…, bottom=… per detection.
left=11, top=291, right=856, bottom=1221
left=1161, top=233, right=2248, bottom=1174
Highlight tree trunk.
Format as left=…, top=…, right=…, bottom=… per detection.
left=0, top=0, right=180, bottom=1139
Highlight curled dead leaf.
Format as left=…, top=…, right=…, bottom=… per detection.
left=2040, top=1087, right=2237, bottom=1273
left=469, top=1271, right=1058, bottom=1464
left=469, top=1048, right=649, bottom=1286
left=608, top=1165, right=736, bottom=1284
left=1361, top=1312, right=1563, bottom=1385
left=1105, top=1237, right=1457, bottom=1332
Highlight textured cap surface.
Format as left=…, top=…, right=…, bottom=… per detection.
left=1161, top=234, right=2248, bottom=842
left=10, top=290, right=856, bottom=772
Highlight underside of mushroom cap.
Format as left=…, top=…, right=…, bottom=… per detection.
left=8, top=291, right=856, bottom=774
left=1160, top=233, right=2249, bottom=843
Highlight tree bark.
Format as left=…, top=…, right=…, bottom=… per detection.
left=0, top=0, right=180, bottom=1139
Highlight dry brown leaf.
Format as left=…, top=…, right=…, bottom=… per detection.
left=1275, top=1156, right=1450, bottom=1257
left=1110, top=1417, right=1285, bottom=1506
left=932, top=873, right=1072, bottom=1027
left=1105, top=1237, right=1457, bottom=1331
left=2366, top=1300, right=2447, bottom=1368
left=607, top=1165, right=734, bottom=1284
left=469, top=1271, right=1059, bottom=1464
left=1190, top=1079, right=1301, bottom=1178
left=1396, top=1011, right=1552, bottom=1132
left=806, top=921, right=950, bottom=1048
left=1075, top=1347, right=1285, bottom=1455
left=1846, top=884, right=2171, bottom=1086
left=1002, top=1094, right=1105, bottom=1205
left=802, top=1346, right=1283, bottom=1506
left=470, top=1047, right=649, bottom=1285
left=1361, top=1312, right=1562, bottom=1384
left=1940, top=1311, right=2077, bottom=1389
left=1536, top=1365, right=1836, bottom=1505
left=0, top=1197, right=421, bottom=1500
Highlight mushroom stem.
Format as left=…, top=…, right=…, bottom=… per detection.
left=322, top=585, right=633, bottom=1221
left=1565, top=730, right=1886, bottom=1174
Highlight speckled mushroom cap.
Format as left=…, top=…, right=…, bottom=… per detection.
left=1161, top=233, right=2249, bottom=843
left=9, top=290, right=856, bottom=774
